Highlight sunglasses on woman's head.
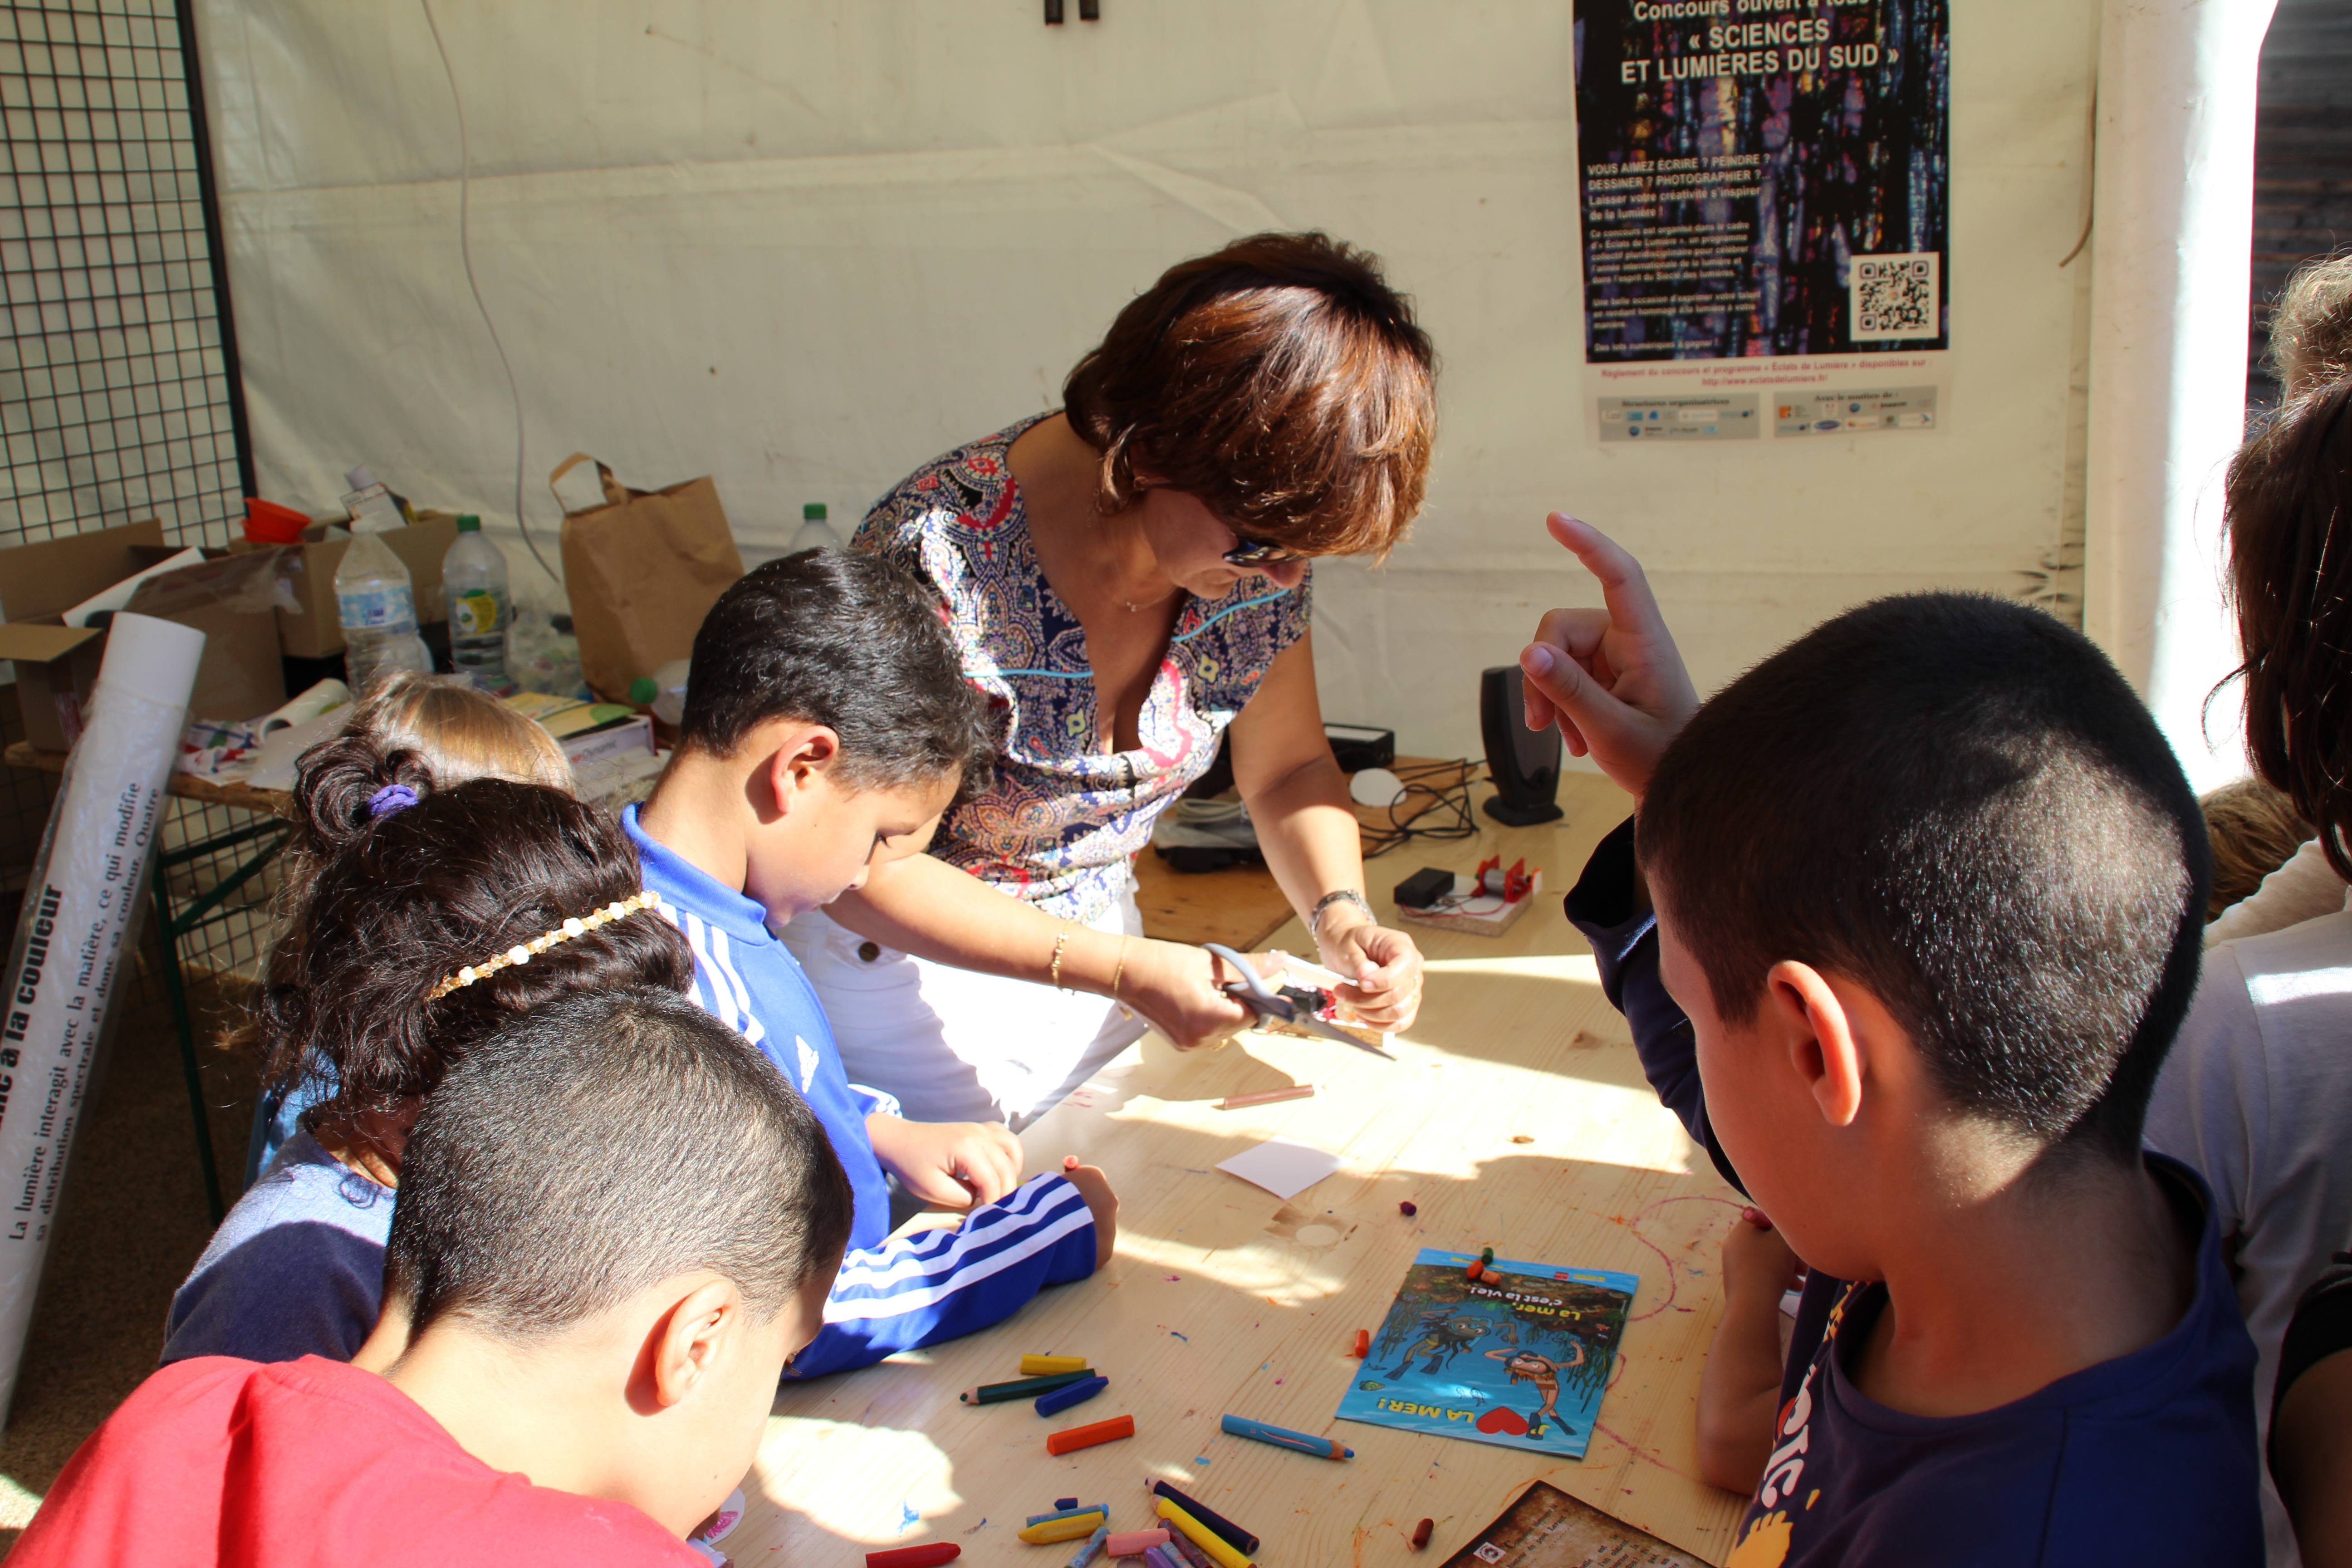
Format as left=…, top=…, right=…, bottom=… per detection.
left=1223, top=533, right=1305, bottom=567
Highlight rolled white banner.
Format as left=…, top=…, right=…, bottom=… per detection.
left=0, top=611, right=204, bottom=1424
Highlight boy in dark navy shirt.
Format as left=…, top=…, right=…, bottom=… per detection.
left=1514, top=514, right=2263, bottom=1567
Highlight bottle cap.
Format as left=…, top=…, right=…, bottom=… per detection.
left=629, top=676, right=657, bottom=705
left=345, top=465, right=377, bottom=491
left=455, top=514, right=481, bottom=532
left=804, top=502, right=828, bottom=520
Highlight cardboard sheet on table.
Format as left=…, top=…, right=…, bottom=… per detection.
left=1216, top=1137, right=1341, bottom=1199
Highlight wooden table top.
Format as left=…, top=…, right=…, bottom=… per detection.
left=734, top=769, right=1749, bottom=1568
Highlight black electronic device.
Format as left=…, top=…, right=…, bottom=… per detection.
left=1393, top=866, right=1455, bottom=909
left=1325, top=722, right=1396, bottom=774
left=1478, top=665, right=1564, bottom=827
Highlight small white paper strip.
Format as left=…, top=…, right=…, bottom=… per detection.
left=1215, top=1137, right=1343, bottom=1200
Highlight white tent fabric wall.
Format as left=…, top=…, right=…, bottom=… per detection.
left=194, top=0, right=2104, bottom=760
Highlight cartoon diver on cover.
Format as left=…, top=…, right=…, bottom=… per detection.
left=1383, top=1308, right=1494, bottom=1378
left=1485, top=1343, right=1584, bottom=1438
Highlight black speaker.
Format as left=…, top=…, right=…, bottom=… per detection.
left=1479, top=665, right=1564, bottom=827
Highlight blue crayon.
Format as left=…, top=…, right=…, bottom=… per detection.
left=1219, top=1413, right=1352, bottom=1460
left=1036, top=1374, right=1110, bottom=1417
left=1068, top=1524, right=1112, bottom=1568
left=1027, top=1503, right=1110, bottom=1526
left=1145, top=1545, right=1184, bottom=1568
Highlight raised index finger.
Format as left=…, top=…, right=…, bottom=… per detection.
left=1548, top=513, right=1671, bottom=648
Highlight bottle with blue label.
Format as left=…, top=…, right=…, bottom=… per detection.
left=441, top=514, right=513, bottom=693
left=333, top=529, right=431, bottom=692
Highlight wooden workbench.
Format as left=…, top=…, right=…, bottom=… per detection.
left=732, top=769, right=1749, bottom=1568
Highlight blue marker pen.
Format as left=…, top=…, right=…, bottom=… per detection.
left=1218, top=1413, right=1352, bottom=1460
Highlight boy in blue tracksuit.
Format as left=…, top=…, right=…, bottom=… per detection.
left=631, top=550, right=1114, bottom=1380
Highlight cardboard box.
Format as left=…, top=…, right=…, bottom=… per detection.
left=235, top=512, right=460, bottom=659
left=0, top=519, right=289, bottom=750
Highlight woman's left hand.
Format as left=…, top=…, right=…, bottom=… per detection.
left=1316, top=917, right=1425, bottom=1032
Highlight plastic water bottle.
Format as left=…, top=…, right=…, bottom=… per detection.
left=335, top=529, right=431, bottom=692
left=789, top=502, right=842, bottom=554
left=441, top=514, right=513, bottom=693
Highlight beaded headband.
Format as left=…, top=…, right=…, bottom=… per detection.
left=423, top=891, right=660, bottom=1002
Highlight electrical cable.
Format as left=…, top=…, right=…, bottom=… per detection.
left=1356, top=759, right=1482, bottom=859
left=419, top=0, right=559, bottom=586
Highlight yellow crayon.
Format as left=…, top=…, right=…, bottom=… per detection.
left=1155, top=1499, right=1252, bottom=1568
left=1022, top=1512, right=1109, bottom=1544
left=1021, top=1355, right=1092, bottom=1377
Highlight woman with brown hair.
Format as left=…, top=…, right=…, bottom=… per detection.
left=779, top=231, right=1436, bottom=1127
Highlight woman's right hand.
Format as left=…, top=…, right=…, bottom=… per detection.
left=1117, top=938, right=1264, bottom=1051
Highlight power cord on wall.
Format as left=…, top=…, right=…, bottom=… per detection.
left=418, top=0, right=560, bottom=587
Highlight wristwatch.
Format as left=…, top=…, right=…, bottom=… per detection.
left=1309, top=888, right=1374, bottom=938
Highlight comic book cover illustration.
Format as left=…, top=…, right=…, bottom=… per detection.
left=1440, top=1480, right=1704, bottom=1568
left=1333, top=1248, right=1637, bottom=1459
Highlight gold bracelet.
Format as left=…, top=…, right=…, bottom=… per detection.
left=1049, top=925, right=1074, bottom=992
left=1110, top=935, right=1130, bottom=999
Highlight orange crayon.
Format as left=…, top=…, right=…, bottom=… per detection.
left=1047, top=1414, right=1137, bottom=1455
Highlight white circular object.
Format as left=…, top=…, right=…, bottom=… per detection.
left=1348, top=767, right=1407, bottom=808
left=700, top=1489, right=747, bottom=1544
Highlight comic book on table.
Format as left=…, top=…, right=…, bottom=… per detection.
left=1333, top=1247, right=1638, bottom=1460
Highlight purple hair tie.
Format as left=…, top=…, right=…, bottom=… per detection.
left=367, top=783, right=419, bottom=820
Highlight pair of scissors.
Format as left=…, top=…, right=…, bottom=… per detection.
left=1205, top=943, right=1395, bottom=1059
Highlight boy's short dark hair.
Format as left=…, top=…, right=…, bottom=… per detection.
left=1638, top=593, right=2209, bottom=1166
left=678, top=548, right=994, bottom=793
left=386, top=987, right=854, bottom=1339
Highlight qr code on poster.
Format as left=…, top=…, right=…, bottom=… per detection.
left=1850, top=252, right=1940, bottom=340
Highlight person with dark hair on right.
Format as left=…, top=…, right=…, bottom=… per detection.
left=1516, top=519, right=2261, bottom=1564
left=630, top=548, right=1115, bottom=1381
left=12, top=987, right=854, bottom=1566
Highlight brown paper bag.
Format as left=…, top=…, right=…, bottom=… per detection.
left=553, top=454, right=743, bottom=701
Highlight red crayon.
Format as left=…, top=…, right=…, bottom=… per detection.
left=1351, top=1329, right=1370, bottom=1358
left=869, top=1547, right=961, bottom=1568
left=1411, top=1519, right=1434, bottom=1551
left=1047, top=1414, right=1136, bottom=1455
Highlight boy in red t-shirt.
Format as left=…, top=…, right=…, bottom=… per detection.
left=14, top=986, right=853, bottom=1567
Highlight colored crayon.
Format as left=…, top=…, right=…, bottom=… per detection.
left=1163, top=1529, right=1218, bottom=1568
left=1146, top=1546, right=1184, bottom=1568
left=1398, top=1200, right=1417, bottom=1216
left=1037, top=1374, right=1110, bottom=1416
left=1154, top=1498, right=1252, bottom=1568
left=1218, top=1413, right=1352, bottom=1460
left=1144, top=1481, right=1259, bottom=1556
left=1218, top=1084, right=1317, bottom=1110
left=1020, top=1513, right=1108, bottom=1544
left=1351, top=1329, right=1370, bottom=1357
left=1105, top=1530, right=1169, bottom=1556
left=1411, top=1519, right=1434, bottom=1550
left=1027, top=1504, right=1110, bottom=1526
left=1047, top=1414, right=1136, bottom=1455
left=1068, top=1525, right=1112, bottom=1568
left=868, top=1548, right=960, bottom=1568
left=963, top=1370, right=1094, bottom=1404
left=1024, top=1355, right=1092, bottom=1377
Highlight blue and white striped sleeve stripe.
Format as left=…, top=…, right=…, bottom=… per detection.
left=784, top=1173, right=1100, bottom=1380
left=653, top=898, right=767, bottom=1049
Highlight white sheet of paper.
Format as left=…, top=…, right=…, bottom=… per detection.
left=1216, top=1137, right=1343, bottom=1200
left=62, top=547, right=203, bottom=627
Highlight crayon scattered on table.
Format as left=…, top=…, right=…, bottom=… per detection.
left=1163, top=1529, right=1217, bottom=1568
left=1019, top=1513, right=1107, bottom=1544
left=868, top=1548, right=961, bottom=1568
left=1351, top=1329, right=1370, bottom=1358
left=964, top=1370, right=1094, bottom=1404
left=1068, top=1525, right=1112, bottom=1568
left=1025, top=1356, right=1092, bottom=1377
left=1047, top=1415, right=1136, bottom=1455
left=1465, top=1261, right=1485, bottom=1282
left=1218, top=1084, right=1317, bottom=1110
left=1106, top=1529, right=1169, bottom=1556
left=1056, top=1499, right=1080, bottom=1512
left=1027, top=1504, right=1110, bottom=1526
left=1148, top=1545, right=1186, bottom=1568
left=1037, top=1374, right=1110, bottom=1416
left=1412, top=1519, right=1434, bottom=1550
left=1154, top=1498, right=1253, bottom=1568
left=1398, top=1200, right=1417, bottom=1216
left=1145, top=1481, right=1259, bottom=1555
left=1219, top=1412, right=1352, bottom=1460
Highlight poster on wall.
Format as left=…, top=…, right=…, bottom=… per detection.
left=1573, top=0, right=1951, bottom=442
